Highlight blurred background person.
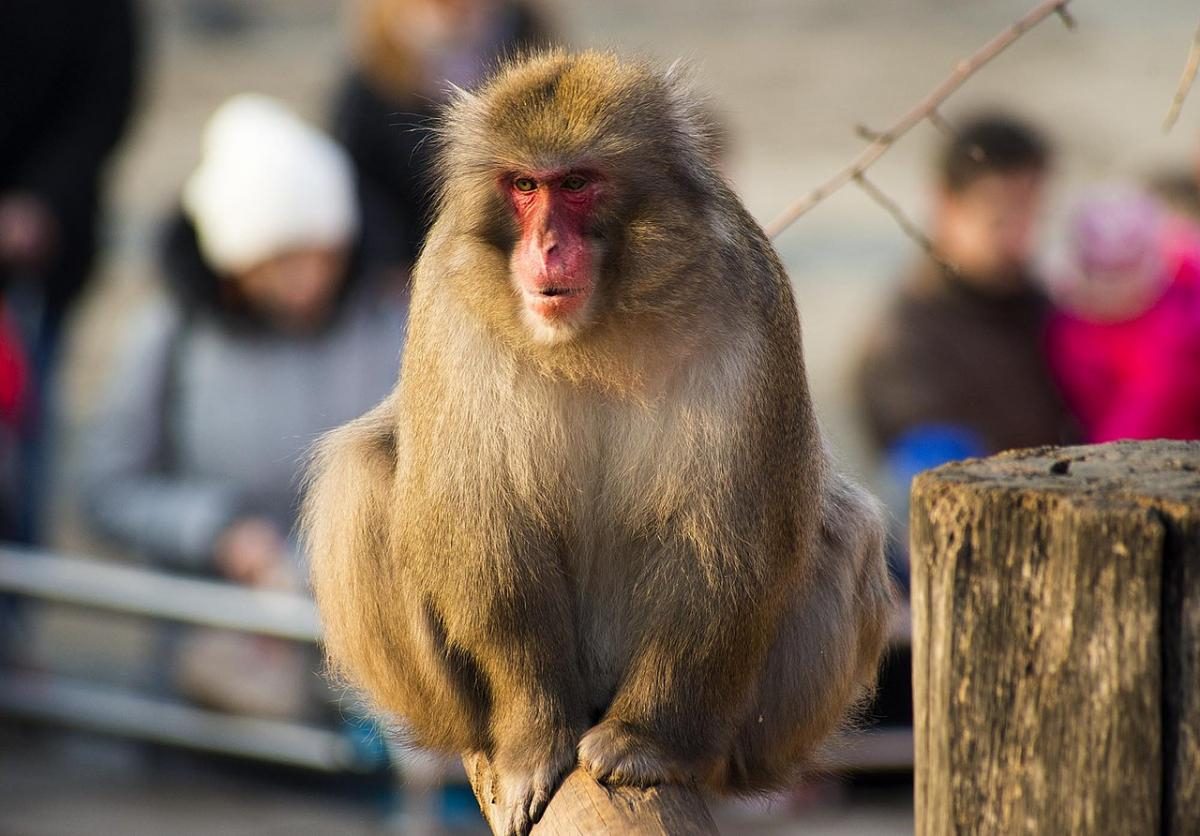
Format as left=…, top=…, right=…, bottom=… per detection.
left=1147, top=168, right=1200, bottom=224
left=331, top=0, right=553, bottom=271
left=0, top=0, right=141, bottom=542
left=850, top=112, right=1081, bottom=762
left=80, top=95, right=407, bottom=718
left=0, top=309, right=28, bottom=656
left=855, top=113, right=1080, bottom=603
left=856, top=114, right=1077, bottom=526
left=1046, top=186, right=1200, bottom=442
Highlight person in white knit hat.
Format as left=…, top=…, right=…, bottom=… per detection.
left=79, top=94, right=406, bottom=724
left=182, top=93, right=363, bottom=333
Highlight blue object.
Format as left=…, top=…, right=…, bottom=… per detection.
left=885, top=424, right=987, bottom=486
left=883, top=424, right=987, bottom=597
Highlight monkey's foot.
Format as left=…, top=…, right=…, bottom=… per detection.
left=487, top=743, right=575, bottom=836
left=578, top=719, right=696, bottom=787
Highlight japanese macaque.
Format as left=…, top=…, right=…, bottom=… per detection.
left=303, top=51, right=893, bottom=836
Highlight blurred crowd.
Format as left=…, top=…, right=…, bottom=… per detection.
left=1, top=0, right=1198, bottom=757
left=856, top=114, right=1200, bottom=592
left=1, top=0, right=551, bottom=727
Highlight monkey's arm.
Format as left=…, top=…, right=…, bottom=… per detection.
left=304, top=397, right=486, bottom=741
left=416, top=512, right=590, bottom=835
left=580, top=450, right=893, bottom=791
left=717, top=471, right=894, bottom=791
left=304, top=398, right=411, bottom=704
left=577, top=485, right=802, bottom=787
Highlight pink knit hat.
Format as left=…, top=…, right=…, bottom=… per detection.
left=1052, top=185, right=1172, bottom=321
left=1068, top=186, right=1165, bottom=278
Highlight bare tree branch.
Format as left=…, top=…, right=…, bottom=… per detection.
left=764, top=0, right=1074, bottom=239
left=855, top=124, right=891, bottom=143
left=926, top=109, right=958, bottom=143
left=852, top=173, right=958, bottom=277
left=1163, top=23, right=1200, bottom=133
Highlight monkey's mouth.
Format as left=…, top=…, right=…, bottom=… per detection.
left=523, top=283, right=591, bottom=322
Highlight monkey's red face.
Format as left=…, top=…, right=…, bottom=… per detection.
left=506, top=169, right=602, bottom=342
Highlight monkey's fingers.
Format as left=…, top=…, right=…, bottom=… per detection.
left=492, top=774, right=547, bottom=835
left=498, top=790, right=533, bottom=836
left=492, top=745, right=575, bottom=835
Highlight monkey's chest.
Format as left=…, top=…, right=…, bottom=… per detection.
left=471, top=368, right=745, bottom=693
left=565, top=516, right=641, bottom=702
left=553, top=424, right=697, bottom=699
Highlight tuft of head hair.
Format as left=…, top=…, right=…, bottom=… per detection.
left=938, top=113, right=1051, bottom=193
left=434, top=51, right=724, bottom=206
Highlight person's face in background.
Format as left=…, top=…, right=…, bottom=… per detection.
left=1065, top=250, right=1166, bottom=322
left=933, top=169, right=1045, bottom=292
left=233, top=246, right=349, bottom=333
left=1054, top=192, right=1168, bottom=323
left=387, top=0, right=498, bottom=54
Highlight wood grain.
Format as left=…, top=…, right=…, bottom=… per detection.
left=911, top=440, right=1200, bottom=836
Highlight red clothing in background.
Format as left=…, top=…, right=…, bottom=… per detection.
left=1047, top=224, right=1200, bottom=441
left=0, top=305, right=26, bottom=426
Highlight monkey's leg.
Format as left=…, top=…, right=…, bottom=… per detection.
left=304, top=401, right=485, bottom=745
left=426, top=531, right=589, bottom=836
left=719, top=476, right=894, bottom=791
left=578, top=475, right=892, bottom=792
left=576, top=530, right=792, bottom=788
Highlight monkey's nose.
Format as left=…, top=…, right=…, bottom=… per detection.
left=539, top=239, right=562, bottom=272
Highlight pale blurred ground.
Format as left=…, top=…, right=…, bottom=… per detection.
left=6, top=0, right=1200, bottom=833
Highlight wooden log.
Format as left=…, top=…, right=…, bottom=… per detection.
left=464, top=755, right=718, bottom=835
left=911, top=440, right=1200, bottom=835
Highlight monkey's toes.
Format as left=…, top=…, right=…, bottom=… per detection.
left=492, top=745, right=574, bottom=835
left=578, top=720, right=693, bottom=788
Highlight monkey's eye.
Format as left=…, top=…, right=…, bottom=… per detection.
left=561, top=174, right=589, bottom=191
left=512, top=177, right=538, bottom=193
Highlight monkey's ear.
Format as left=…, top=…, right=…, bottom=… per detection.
left=662, top=58, right=729, bottom=171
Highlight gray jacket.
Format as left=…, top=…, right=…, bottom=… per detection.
left=83, top=281, right=405, bottom=571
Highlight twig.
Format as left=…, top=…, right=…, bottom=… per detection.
left=764, top=0, right=1074, bottom=239
left=855, top=124, right=891, bottom=143
left=1163, top=23, right=1200, bottom=133
left=852, top=174, right=958, bottom=276
left=926, top=108, right=958, bottom=141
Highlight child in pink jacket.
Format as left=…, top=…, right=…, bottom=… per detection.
left=1047, top=187, right=1200, bottom=442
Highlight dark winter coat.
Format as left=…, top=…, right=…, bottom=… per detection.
left=856, top=260, right=1078, bottom=457
left=0, top=0, right=140, bottom=316
left=329, top=2, right=547, bottom=268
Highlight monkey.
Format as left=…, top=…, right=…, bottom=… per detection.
left=303, top=50, right=894, bottom=836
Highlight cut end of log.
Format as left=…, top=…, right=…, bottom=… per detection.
left=913, top=439, right=1200, bottom=511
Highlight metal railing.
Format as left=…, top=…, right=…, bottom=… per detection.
left=0, top=547, right=319, bottom=640
left=0, top=545, right=912, bottom=774
left=0, top=546, right=375, bottom=773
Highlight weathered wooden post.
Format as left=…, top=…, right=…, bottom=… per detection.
left=465, top=756, right=718, bottom=834
left=911, top=440, right=1199, bottom=835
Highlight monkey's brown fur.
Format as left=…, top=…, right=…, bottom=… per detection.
left=304, top=51, right=893, bottom=835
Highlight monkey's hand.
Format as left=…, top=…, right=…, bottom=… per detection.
left=480, top=734, right=577, bottom=836
left=578, top=719, right=701, bottom=788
